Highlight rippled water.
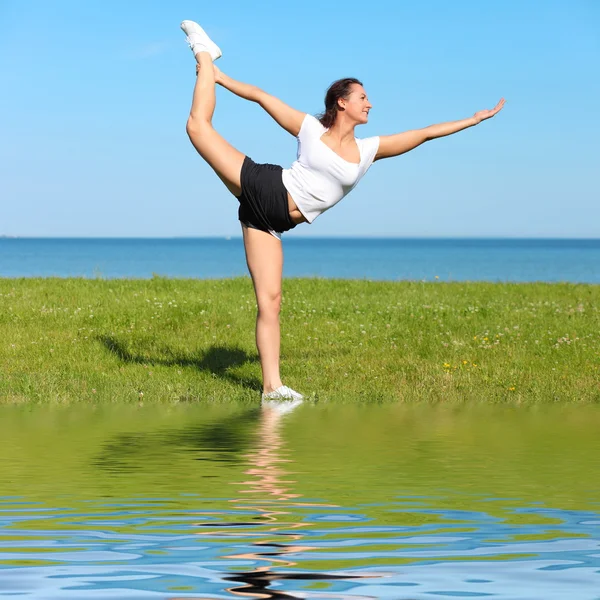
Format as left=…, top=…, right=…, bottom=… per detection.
left=1, top=405, right=600, bottom=599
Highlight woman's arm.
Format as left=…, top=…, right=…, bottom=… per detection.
left=374, top=98, right=505, bottom=161
left=212, top=65, right=306, bottom=137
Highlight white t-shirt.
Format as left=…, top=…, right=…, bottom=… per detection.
left=281, top=114, right=380, bottom=224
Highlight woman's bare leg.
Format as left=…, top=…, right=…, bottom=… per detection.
left=242, top=225, right=285, bottom=393
left=186, top=51, right=245, bottom=197
left=185, top=52, right=293, bottom=395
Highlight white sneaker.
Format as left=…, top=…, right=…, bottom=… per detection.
left=261, top=385, right=304, bottom=400
left=180, top=20, right=222, bottom=61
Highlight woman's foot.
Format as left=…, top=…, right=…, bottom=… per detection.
left=261, top=385, right=304, bottom=400
left=180, top=20, right=222, bottom=61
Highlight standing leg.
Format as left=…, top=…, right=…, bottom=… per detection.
left=242, top=225, right=285, bottom=393
left=183, top=33, right=301, bottom=398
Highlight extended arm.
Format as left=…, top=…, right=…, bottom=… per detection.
left=212, top=65, right=306, bottom=137
left=374, top=98, right=505, bottom=161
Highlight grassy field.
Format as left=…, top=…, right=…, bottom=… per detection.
left=0, top=277, right=598, bottom=403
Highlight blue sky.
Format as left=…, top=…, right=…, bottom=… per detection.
left=1, top=0, right=598, bottom=238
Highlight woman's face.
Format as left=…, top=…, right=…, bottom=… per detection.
left=340, top=84, right=372, bottom=124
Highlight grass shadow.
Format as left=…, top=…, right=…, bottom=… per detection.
left=98, top=335, right=261, bottom=392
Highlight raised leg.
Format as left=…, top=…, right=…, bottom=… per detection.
left=185, top=51, right=245, bottom=197
left=242, top=224, right=285, bottom=393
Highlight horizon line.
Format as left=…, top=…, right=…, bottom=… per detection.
left=1, top=235, right=599, bottom=241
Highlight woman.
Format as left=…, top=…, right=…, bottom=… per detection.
left=181, top=20, right=505, bottom=401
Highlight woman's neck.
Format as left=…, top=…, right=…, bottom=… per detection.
left=323, top=118, right=356, bottom=143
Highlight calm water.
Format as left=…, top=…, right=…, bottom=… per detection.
left=1, top=238, right=600, bottom=282
left=1, top=404, right=600, bottom=599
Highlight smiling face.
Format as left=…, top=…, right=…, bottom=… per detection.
left=338, top=83, right=372, bottom=124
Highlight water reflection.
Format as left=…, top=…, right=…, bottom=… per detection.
left=197, top=403, right=375, bottom=598
left=0, top=404, right=599, bottom=598
left=92, top=408, right=261, bottom=472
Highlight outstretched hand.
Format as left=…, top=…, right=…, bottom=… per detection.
left=473, top=98, right=505, bottom=124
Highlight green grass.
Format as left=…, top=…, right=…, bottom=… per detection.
left=1, top=277, right=599, bottom=402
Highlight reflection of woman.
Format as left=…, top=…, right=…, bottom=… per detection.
left=181, top=20, right=505, bottom=400
left=220, top=402, right=308, bottom=598
left=217, top=401, right=368, bottom=598
left=182, top=401, right=310, bottom=599
left=178, top=403, right=373, bottom=599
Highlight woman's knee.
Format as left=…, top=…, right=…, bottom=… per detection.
left=257, top=290, right=282, bottom=317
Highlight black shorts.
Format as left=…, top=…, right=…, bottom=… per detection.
left=238, top=156, right=297, bottom=235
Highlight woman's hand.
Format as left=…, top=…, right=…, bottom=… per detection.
left=195, top=63, right=224, bottom=84
left=473, top=98, right=505, bottom=124
left=212, top=64, right=223, bottom=84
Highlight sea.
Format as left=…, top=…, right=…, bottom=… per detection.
left=1, top=237, right=599, bottom=282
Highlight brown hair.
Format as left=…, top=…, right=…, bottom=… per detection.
left=317, top=78, right=363, bottom=129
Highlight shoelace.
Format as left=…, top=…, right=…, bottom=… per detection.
left=185, top=35, right=203, bottom=50
left=279, top=386, right=303, bottom=399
